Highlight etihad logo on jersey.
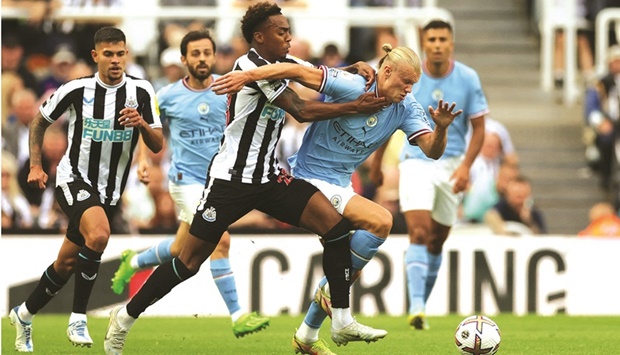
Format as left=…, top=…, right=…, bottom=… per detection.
left=331, top=121, right=373, bottom=154
left=82, top=117, right=133, bottom=142
left=260, top=104, right=285, bottom=122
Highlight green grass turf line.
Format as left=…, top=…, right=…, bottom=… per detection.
left=3, top=314, right=620, bottom=354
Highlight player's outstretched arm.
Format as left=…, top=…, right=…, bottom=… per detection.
left=273, top=87, right=388, bottom=123
left=415, top=99, right=462, bottom=160
left=213, top=63, right=324, bottom=95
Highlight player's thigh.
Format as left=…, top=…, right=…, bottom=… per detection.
left=399, top=159, right=436, bottom=213
left=189, top=178, right=255, bottom=244
left=431, top=180, right=461, bottom=227
left=258, top=176, right=339, bottom=236
left=343, top=194, right=392, bottom=237
left=168, top=182, right=203, bottom=224
left=302, top=177, right=354, bottom=215
left=55, top=181, right=110, bottom=247
left=431, top=158, right=464, bottom=227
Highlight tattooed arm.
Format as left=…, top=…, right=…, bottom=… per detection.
left=27, top=112, right=52, bottom=189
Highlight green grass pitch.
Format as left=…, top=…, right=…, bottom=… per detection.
left=3, top=314, right=619, bottom=354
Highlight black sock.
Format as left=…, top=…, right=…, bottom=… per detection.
left=25, top=264, right=69, bottom=314
left=322, top=219, right=353, bottom=309
left=126, top=258, right=196, bottom=318
left=73, top=246, right=102, bottom=314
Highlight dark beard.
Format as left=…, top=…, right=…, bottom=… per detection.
left=188, top=65, right=211, bottom=81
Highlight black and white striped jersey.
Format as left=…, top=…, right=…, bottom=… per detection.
left=40, top=73, right=162, bottom=205
left=209, top=48, right=314, bottom=184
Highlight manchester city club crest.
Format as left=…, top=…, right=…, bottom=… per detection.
left=366, top=115, right=378, bottom=128
left=330, top=195, right=342, bottom=209
left=124, top=96, right=138, bottom=109
left=432, top=88, right=443, bottom=102
left=198, top=102, right=210, bottom=115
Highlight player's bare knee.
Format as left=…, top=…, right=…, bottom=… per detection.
left=409, top=225, right=428, bottom=244
left=84, top=227, right=110, bottom=251
left=169, top=242, right=182, bottom=257
left=374, top=208, right=393, bottom=237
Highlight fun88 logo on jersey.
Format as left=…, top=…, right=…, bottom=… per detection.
left=82, top=117, right=133, bottom=142
left=260, top=104, right=286, bottom=122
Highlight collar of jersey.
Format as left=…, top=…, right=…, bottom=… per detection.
left=95, top=72, right=126, bottom=89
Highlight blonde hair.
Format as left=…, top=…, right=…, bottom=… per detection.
left=377, top=43, right=421, bottom=76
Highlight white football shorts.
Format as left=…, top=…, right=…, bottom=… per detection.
left=302, top=177, right=356, bottom=215
left=398, top=156, right=464, bottom=226
left=168, top=181, right=203, bottom=224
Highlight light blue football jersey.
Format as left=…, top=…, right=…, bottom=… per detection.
left=400, top=60, right=489, bottom=161
left=289, top=67, right=433, bottom=187
left=157, top=76, right=226, bottom=185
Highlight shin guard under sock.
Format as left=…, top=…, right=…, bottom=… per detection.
left=73, top=246, right=102, bottom=313
left=321, top=219, right=353, bottom=309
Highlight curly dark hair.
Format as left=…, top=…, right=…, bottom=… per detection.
left=240, top=1, right=283, bottom=44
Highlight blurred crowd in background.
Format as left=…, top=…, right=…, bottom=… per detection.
left=3, top=0, right=620, bottom=237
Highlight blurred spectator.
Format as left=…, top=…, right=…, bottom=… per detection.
left=277, top=118, right=308, bottom=172
left=67, top=60, right=95, bottom=80
left=18, top=124, right=68, bottom=230
left=370, top=131, right=407, bottom=233
left=348, top=0, right=418, bottom=63
left=125, top=49, right=148, bottom=79
left=143, top=146, right=177, bottom=232
left=552, top=0, right=595, bottom=87
left=578, top=201, right=620, bottom=237
left=467, top=117, right=519, bottom=167
left=2, top=88, right=39, bottom=168
left=367, top=28, right=399, bottom=68
left=584, top=44, right=620, bottom=193
left=1, top=71, right=24, bottom=129
left=38, top=45, right=77, bottom=96
left=2, top=151, right=34, bottom=230
left=123, top=145, right=177, bottom=233
left=463, top=159, right=519, bottom=223
left=319, top=43, right=348, bottom=69
left=153, top=47, right=186, bottom=92
left=485, top=175, right=547, bottom=235
left=1, top=34, right=38, bottom=93
left=232, top=0, right=307, bottom=7
left=214, top=36, right=249, bottom=75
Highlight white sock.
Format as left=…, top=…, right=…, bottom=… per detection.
left=69, top=312, right=87, bottom=324
left=296, top=322, right=320, bottom=343
left=231, top=309, right=244, bottom=323
left=130, top=255, right=140, bottom=270
left=17, top=302, right=34, bottom=323
left=331, top=308, right=354, bottom=330
left=117, top=306, right=137, bottom=330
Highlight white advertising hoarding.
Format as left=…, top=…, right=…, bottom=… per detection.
left=2, top=233, right=619, bottom=317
